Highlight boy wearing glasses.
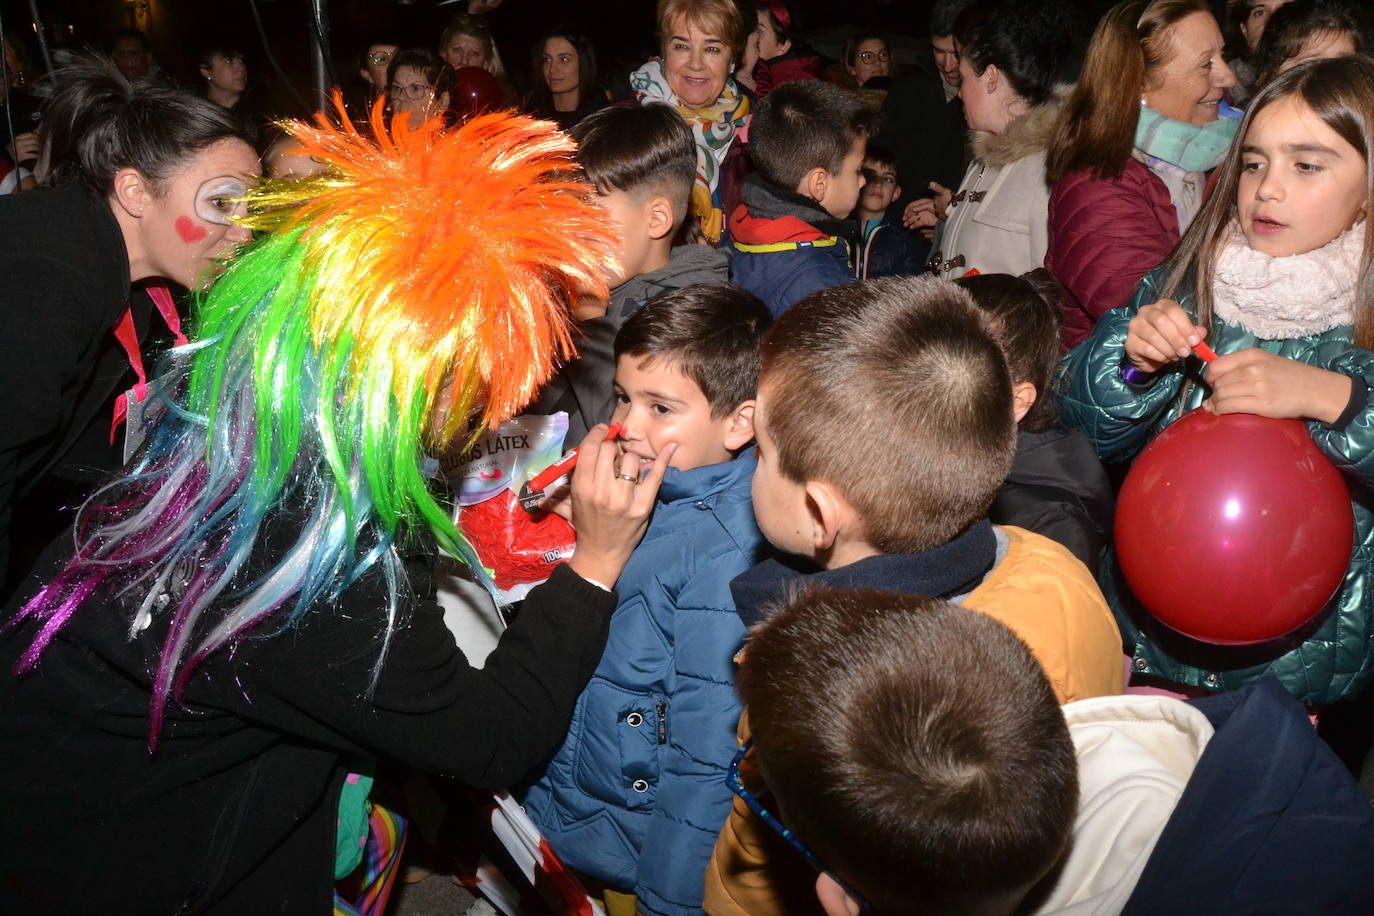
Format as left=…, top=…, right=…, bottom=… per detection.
left=737, top=587, right=1078, bottom=915
left=703, top=276, right=1125, bottom=915
left=739, top=586, right=1374, bottom=915
left=851, top=143, right=924, bottom=278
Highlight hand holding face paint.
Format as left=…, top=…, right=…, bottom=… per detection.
left=565, top=423, right=676, bottom=587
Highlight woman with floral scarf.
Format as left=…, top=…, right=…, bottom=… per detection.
left=631, top=0, right=750, bottom=244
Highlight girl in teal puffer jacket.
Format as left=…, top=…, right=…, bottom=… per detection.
left=1060, top=56, right=1374, bottom=705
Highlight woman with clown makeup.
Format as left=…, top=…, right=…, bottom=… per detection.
left=0, top=63, right=664, bottom=911
left=0, top=61, right=259, bottom=601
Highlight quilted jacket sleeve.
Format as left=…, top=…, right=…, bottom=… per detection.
left=1305, top=345, right=1374, bottom=488
left=1048, top=166, right=1179, bottom=343
left=1057, top=270, right=1186, bottom=463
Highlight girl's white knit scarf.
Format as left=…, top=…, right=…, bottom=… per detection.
left=1213, top=220, right=1364, bottom=339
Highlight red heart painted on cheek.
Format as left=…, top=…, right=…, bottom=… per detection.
left=175, top=215, right=208, bottom=243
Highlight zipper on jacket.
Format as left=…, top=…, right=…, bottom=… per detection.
left=656, top=700, right=667, bottom=744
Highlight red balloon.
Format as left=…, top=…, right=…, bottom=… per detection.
left=448, top=66, right=502, bottom=119
left=1115, top=409, right=1353, bottom=645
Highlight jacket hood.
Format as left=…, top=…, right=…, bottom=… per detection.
left=730, top=520, right=997, bottom=626
left=1032, top=694, right=1212, bottom=914
left=973, top=87, right=1068, bottom=168
left=609, top=243, right=730, bottom=321
left=729, top=173, right=856, bottom=245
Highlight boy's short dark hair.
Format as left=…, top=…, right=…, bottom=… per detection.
left=748, top=81, right=881, bottom=193
left=862, top=141, right=899, bottom=173
left=615, top=283, right=772, bottom=417
left=956, top=269, right=1063, bottom=432
left=570, top=103, right=697, bottom=226
left=760, top=276, right=1015, bottom=554
left=738, top=587, right=1078, bottom=915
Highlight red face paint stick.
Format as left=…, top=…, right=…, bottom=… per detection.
left=526, top=424, right=623, bottom=494
left=1193, top=341, right=1218, bottom=363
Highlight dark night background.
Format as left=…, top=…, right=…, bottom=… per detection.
left=0, top=0, right=1046, bottom=120
left=0, top=0, right=1209, bottom=125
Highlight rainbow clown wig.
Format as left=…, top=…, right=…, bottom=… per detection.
left=8, top=101, right=616, bottom=744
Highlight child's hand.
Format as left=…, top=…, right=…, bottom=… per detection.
left=565, top=424, right=675, bottom=587
left=1205, top=349, right=1353, bottom=424
left=1124, top=299, right=1208, bottom=373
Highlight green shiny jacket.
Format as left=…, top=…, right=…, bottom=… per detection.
left=1059, top=266, right=1374, bottom=705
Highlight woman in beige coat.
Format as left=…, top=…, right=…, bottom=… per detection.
left=908, top=0, right=1075, bottom=277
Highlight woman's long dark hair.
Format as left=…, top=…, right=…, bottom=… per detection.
left=529, top=28, right=598, bottom=115
left=1156, top=56, right=1374, bottom=348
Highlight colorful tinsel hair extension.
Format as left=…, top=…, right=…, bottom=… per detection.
left=6, top=98, right=616, bottom=747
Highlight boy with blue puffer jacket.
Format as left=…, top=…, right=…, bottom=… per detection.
left=521, top=283, right=773, bottom=916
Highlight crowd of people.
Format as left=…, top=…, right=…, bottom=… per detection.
left=4, top=0, right=1374, bottom=913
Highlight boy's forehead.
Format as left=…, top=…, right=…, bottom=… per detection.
left=863, top=159, right=896, bottom=175
left=616, top=351, right=690, bottom=386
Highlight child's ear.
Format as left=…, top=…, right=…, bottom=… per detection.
left=815, top=873, right=862, bottom=916
left=804, top=480, right=844, bottom=552
left=891, top=183, right=902, bottom=203
left=800, top=165, right=830, bottom=204
left=647, top=195, right=675, bottom=241
left=1012, top=380, right=1037, bottom=424
left=723, top=400, right=755, bottom=451
left=435, top=91, right=451, bottom=113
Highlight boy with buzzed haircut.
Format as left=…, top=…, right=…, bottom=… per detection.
left=729, top=80, right=880, bottom=317
left=738, top=587, right=1078, bottom=916
left=530, top=103, right=729, bottom=444
left=740, top=588, right=1374, bottom=915
left=703, top=275, right=1124, bottom=916
left=522, top=284, right=774, bottom=916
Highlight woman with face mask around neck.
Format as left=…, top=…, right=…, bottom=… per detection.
left=0, top=59, right=258, bottom=600
left=915, top=0, right=1074, bottom=279
left=1061, top=56, right=1374, bottom=709
left=630, top=0, right=751, bottom=245
left=1046, top=0, right=1239, bottom=348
